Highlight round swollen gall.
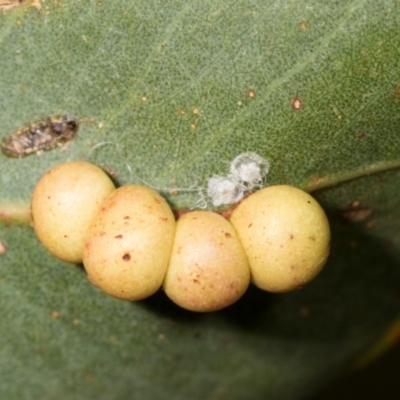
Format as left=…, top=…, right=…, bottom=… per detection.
left=230, top=185, right=330, bottom=292
left=31, top=161, right=115, bottom=263
left=163, top=211, right=250, bottom=312
left=83, top=185, right=176, bottom=301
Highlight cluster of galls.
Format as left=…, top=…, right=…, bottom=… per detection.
left=31, top=161, right=330, bottom=312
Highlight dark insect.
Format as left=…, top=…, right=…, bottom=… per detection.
left=1, top=115, right=78, bottom=158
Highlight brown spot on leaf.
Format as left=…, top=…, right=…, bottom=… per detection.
left=224, top=232, right=232, bottom=238
left=299, top=21, right=309, bottom=30
left=122, top=253, right=131, bottom=261
left=115, top=234, right=123, bottom=239
left=390, top=84, right=400, bottom=99
left=247, top=89, right=256, bottom=98
left=310, top=176, right=325, bottom=187
left=291, top=96, right=302, bottom=110
left=340, top=200, right=373, bottom=222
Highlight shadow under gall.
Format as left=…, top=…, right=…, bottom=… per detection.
left=138, top=206, right=400, bottom=345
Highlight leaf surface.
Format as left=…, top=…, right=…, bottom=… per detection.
left=1, top=1, right=400, bottom=399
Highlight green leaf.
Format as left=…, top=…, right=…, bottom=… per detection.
left=1, top=1, right=400, bottom=399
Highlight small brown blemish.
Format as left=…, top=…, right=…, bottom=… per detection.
left=291, top=96, right=302, bottom=110
left=115, top=234, right=123, bottom=239
left=340, top=200, right=373, bottom=222
left=307, top=175, right=326, bottom=188
left=224, top=232, right=232, bottom=238
left=154, top=197, right=161, bottom=204
left=290, top=234, right=294, bottom=239
left=291, top=265, right=297, bottom=270
left=193, top=279, right=200, bottom=284
left=122, top=253, right=131, bottom=261
left=159, top=217, right=168, bottom=221
left=390, top=84, right=400, bottom=99
left=64, top=235, right=68, bottom=238
left=309, top=236, right=316, bottom=241
left=248, top=223, right=253, bottom=228
left=356, top=131, right=368, bottom=139
left=123, top=215, right=130, bottom=220
left=299, top=21, right=309, bottom=30
left=247, top=89, right=256, bottom=98
left=99, top=231, right=106, bottom=236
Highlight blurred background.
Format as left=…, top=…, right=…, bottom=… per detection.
left=309, top=341, right=400, bottom=399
